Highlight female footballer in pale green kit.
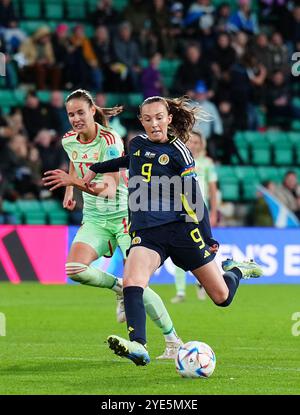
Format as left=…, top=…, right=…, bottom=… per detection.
left=171, top=131, right=219, bottom=303
left=43, top=89, right=182, bottom=359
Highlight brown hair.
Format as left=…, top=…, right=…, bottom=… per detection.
left=65, top=89, right=123, bottom=128
left=139, top=96, right=198, bottom=143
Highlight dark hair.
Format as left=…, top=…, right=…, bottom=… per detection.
left=139, top=96, right=199, bottom=143
left=65, top=89, right=123, bottom=128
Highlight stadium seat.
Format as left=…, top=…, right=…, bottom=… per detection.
left=215, top=166, right=238, bottom=183
left=265, top=130, right=287, bottom=144
left=16, top=200, right=47, bottom=224
left=65, top=0, right=86, bottom=20
left=37, top=90, right=51, bottom=103
left=113, top=0, right=129, bottom=12
left=2, top=200, right=22, bottom=224
left=242, top=181, right=260, bottom=201
left=257, top=167, right=281, bottom=183
left=291, top=120, right=300, bottom=131
left=48, top=211, right=68, bottom=225
left=41, top=199, right=68, bottom=224
left=19, top=20, right=47, bottom=35
left=22, top=1, right=42, bottom=19
left=233, top=132, right=250, bottom=164
left=128, top=93, right=143, bottom=108
left=44, top=2, right=64, bottom=20
left=234, top=166, right=258, bottom=182
left=219, top=182, right=240, bottom=201
left=273, top=141, right=294, bottom=165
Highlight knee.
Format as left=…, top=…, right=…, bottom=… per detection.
left=65, top=262, right=87, bottom=283
left=213, top=289, right=230, bottom=307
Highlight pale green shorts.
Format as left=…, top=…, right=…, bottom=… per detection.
left=72, top=217, right=131, bottom=259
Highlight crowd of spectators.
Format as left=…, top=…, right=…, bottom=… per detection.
left=0, top=0, right=300, bottom=225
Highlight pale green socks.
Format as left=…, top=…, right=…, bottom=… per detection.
left=174, top=266, right=186, bottom=297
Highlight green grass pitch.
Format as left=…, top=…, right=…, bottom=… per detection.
left=0, top=283, right=299, bottom=395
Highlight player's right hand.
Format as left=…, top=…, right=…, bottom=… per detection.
left=63, top=196, right=76, bottom=211
left=83, top=170, right=96, bottom=187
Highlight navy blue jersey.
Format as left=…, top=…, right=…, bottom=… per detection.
left=128, top=134, right=204, bottom=232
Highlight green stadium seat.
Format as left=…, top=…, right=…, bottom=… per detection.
left=37, top=90, right=51, bottom=103
left=19, top=20, right=46, bottom=35
left=15, top=200, right=46, bottom=224
left=87, top=0, right=99, bottom=13
left=25, top=214, right=47, bottom=225
left=22, top=1, right=42, bottom=19
left=291, top=120, right=300, bottom=131
left=2, top=200, right=22, bottom=224
left=44, top=2, right=64, bottom=20
left=219, top=182, right=240, bottom=201
left=48, top=211, right=68, bottom=225
left=233, top=132, right=250, bottom=164
left=265, top=130, right=287, bottom=144
left=273, top=141, right=294, bottom=165
left=234, top=166, right=258, bottom=182
left=0, top=90, right=19, bottom=107
left=257, top=167, right=281, bottom=184
left=215, top=166, right=238, bottom=183
left=65, top=0, right=86, bottom=20
left=106, top=93, right=126, bottom=107
left=113, top=0, right=129, bottom=12
left=128, top=93, right=143, bottom=108
left=242, top=181, right=260, bottom=201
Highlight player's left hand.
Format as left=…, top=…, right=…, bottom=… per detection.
left=42, top=170, right=73, bottom=191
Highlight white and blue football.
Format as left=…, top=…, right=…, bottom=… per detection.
left=175, top=341, right=216, bottom=378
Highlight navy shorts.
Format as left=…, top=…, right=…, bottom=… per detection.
left=128, top=221, right=217, bottom=272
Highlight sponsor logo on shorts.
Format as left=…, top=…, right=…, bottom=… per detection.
left=132, top=236, right=141, bottom=245
left=158, top=154, right=169, bottom=165
left=204, top=250, right=211, bottom=258
left=72, top=151, right=78, bottom=160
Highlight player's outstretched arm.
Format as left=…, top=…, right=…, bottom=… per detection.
left=43, top=169, right=108, bottom=196
left=89, top=155, right=130, bottom=175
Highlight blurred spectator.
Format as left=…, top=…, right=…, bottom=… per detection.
left=228, top=0, right=259, bottom=35
left=231, top=30, right=249, bottom=59
left=149, top=0, right=170, bottom=55
left=274, top=171, right=300, bottom=219
left=230, top=52, right=267, bottom=130
left=0, top=109, right=13, bottom=140
left=89, top=0, right=120, bottom=29
left=249, top=33, right=272, bottom=74
left=269, top=31, right=289, bottom=74
left=91, top=25, right=115, bottom=91
left=173, top=42, right=212, bottom=95
left=211, top=100, right=244, bottom=164
left=185, top=0, right=215, bottom=32
left=3, top=134, right=41, bottom=199
left=210, top=32, right=236, bottom=79
left=168, top=2, right=185, bottom=57
left=249, top=180, right=274, bottom=226
left=51, top=24, right=74, bottom=89
left=215, top=2, right=232, bottom=32
left=48, top=91, right=70, bottom=136
left=21, top=91, right=54, bottom=140
left=288, top=5, right=300, bottom=47
left=191, top=81, right=223, bottom=149
left=0, top=0, right=17, bottom=28
left=186, top=0, right=216, bottom=53
left=111, top=21, right=141, bottom=91
left=7, top=107, right=27, bottom=136
left=69, top=24, right=102, bottom=91
left=19, top=26, right=61, bottom=90
left=94, top=92, right=127, bottom=138
left=141, top=52, right=164, bottom=98
left=122, top=0, right=150, bottom=38
left=266, top=70, right=292, bottom=128
left=34, top=129, right=67, bottom=174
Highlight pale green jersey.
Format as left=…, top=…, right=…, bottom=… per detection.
left=62, top=123, right=128, bottom=224
left=194, top=154, right=218, bottom=206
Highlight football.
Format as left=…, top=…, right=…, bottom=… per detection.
left=175, top=341, right=216, bottom=378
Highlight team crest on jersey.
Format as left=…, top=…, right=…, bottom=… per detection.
left=132, top=237, right=141, bottom=245
left=158, top=154, right=169, bottom=165
left=93, top=152, right=99, bottom=160
left=72, top=151, right=78, bottom=160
